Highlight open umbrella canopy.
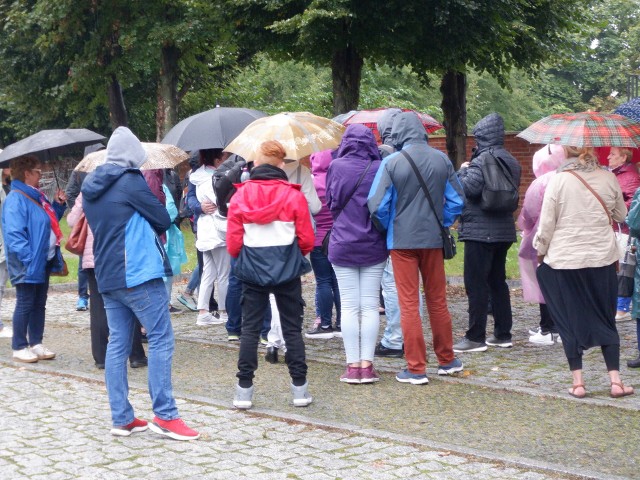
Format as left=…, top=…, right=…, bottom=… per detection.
left=517, top=111, right=640, bottom=148
left=340, top=108, right=443, bottom=143
left=614, top=97, right=640, bottom=123
left=224, top=112, right=345, bottom=162
left=74, top=143, right=188, bottom=172
left=0, top=129, right=106, bottom=167
left=161, top=107, right=267, bottom=152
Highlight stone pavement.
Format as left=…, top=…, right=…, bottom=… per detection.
left=1, top=364, right=567, bottom=480
left=1, top=278, right=639, bottom=479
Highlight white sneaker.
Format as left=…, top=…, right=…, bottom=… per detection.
left=528, top=326, right=542, bottom=336
left=0, top=326, right=13, bottom=338
left=196, top=312, right=223, bottom=326
left=615, top=311, right=632, bottom=322
left=529, top=331, right=561, bottom=346
left=30, top=344, right=56, bottom=360
left=13, top=347, right=38, bottom=363
left=218, top=311, right=228, bottom=323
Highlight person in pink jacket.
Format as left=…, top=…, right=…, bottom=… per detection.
left=518, top=144, right=566, bottom=345
left=68, top=193, right=147, bottom=369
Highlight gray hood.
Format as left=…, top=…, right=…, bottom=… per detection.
left=105, top=127, right=147, bottom=169
left=390, top=112, right=428, bottom=150
left=377, top=108, right=402, bottom=145
left=472, top=113, right=505, bottom=150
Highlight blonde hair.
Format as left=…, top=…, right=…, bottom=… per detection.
left=255, top=140, right=286, bottom=167
left=563, top=146, right=599, bottom=169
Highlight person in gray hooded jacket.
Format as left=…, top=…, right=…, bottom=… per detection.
left=453, top=113, right=521, bottom=353
left=368, top=112, right=465, bottom=384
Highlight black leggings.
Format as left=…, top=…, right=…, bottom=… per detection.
left=567, top=344, right=620, bottom=371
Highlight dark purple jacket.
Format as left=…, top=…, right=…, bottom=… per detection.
left=326, top=124, right=387, bottom=267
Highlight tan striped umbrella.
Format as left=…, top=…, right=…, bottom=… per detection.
left=224, top=112, right=345, bottom=162
left=74, top=142, right=188, bottom=172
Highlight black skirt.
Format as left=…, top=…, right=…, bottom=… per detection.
left=536, top=262, right=620, bottom=360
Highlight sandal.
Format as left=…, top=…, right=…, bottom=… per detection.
left=568, top=384, right=586, bottom=398
left=610, top=382, right=634, bottom=398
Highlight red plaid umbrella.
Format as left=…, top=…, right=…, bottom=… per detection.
left=517, top=112, right=640, bottom=148
left=341, top=108, right=443, bottom=143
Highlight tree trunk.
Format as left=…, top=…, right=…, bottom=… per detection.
left=440, top=71, right=467, bottom=168
left=331, top=46, right=363, bottom=116
left=156, top=43, right=180, bottom=142
left=107, top=74, right=128, bottom=129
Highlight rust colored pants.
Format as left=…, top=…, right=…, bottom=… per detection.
left=391, top=248, right=455, bottom=373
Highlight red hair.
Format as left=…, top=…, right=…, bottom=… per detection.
left=258, top=141, right=286, bottom=166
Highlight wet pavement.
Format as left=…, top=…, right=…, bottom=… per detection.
left=1, top=275, right=639, bottom=479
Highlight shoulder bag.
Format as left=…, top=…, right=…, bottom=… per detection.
left=399, top=150, right=456, bottom=259
left=322, top=161, right=372, bottom=256
left=65, top=213, right=89, bottom=255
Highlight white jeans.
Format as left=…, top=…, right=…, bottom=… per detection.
left=197, top=247, right=231, bottom=311
left=0, top=262, right=7, bottom=329
left=333, top=262, right=385, bottom=364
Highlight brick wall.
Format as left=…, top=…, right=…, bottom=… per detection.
left=429, top=132, right=540, bottom=212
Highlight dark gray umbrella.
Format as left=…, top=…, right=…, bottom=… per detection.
left=0, top=128, right=106, bottom=167
left=161, top=107, right=267, bottom=151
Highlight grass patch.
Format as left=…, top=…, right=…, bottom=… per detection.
left=444, top=231, right=521, bottom=279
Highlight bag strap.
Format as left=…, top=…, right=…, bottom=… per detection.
left=333, top=161, right=373, bottom=222
left=566, top=171, right=612, bottom=225
left=16, top=189, right=44, bottom=209
left=295, top=164, right=301, bottom=184
left=399, top=150, right=448, bottom=238
left=488, top=149, right=519, bottom=192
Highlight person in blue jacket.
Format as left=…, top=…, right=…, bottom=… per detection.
left=82, top=127, right=199, bottom=441
left=2, top=155, right=67, bottom=363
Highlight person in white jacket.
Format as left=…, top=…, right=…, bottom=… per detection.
left=189, top=149, right=231, bottom=326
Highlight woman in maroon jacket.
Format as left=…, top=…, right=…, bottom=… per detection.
left=609, top=147, right=640, bottom=321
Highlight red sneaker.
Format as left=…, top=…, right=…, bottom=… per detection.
left=110, top=417, right=148, bottom=437
left=149, top=417, right=200, bottom=441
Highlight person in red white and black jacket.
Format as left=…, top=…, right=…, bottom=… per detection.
left=226, top=140, right=314, bottom=410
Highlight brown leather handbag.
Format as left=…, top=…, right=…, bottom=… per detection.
left=65, top=213, right=88, bottom=255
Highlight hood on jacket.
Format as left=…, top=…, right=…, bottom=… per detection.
left=310, top=149, right=333, bottom=176
left=390, top=112, right=428, bottom=150
left=336, top=124, right=381, bottom=161
left=234, top=164, right=300, bottom=224
left=105, top=127, right=147, bottom=169
left=473, top=113, right=505, bottom=150
left=377, top=108, right=402, bottom=145
left=532, top=144, right=566, bottom=178
left=189, top=165, right=215, bottom=186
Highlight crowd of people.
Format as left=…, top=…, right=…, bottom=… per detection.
left=0, top=109, right=638, bottom=442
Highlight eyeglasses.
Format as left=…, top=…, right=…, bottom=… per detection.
left=30, top=168, right=42, bottom=175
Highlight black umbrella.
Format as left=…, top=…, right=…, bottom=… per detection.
left=161, top=107, right=267, bottom=151
left=0, top=128, right=106, bottom=167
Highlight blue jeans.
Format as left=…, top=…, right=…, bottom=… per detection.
left=226, top=257, right=271, bottom=338
left=102, top=278, right=179, bottom=427
left=77, top=257, right=88, bottom=299
left=12, top=279, right=49, bottom=350
left=617, top=296, right=632, bottom=312
left=310, top=247, right=341, bottom=328
left=186, top=264, right=200, bottom=294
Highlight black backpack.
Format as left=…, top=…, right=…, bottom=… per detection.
left=479, top=150, right=519, bottom=213
left=212, top=155, right=247, bottom=217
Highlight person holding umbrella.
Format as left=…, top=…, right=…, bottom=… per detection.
left=606, top=147, right=640, bottom=321
left=2, top=155, right=67, bottom=362
left=535, top=145, right=633, bottom=398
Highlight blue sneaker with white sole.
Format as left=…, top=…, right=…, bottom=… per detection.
left=437, top=357, right=464, bottom=375
left=395, top=369, right=429, bottom=385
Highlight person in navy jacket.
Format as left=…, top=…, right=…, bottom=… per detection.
left=82, top=127, right=199, bottom=441
left=2, top=155, right=66, bottom=363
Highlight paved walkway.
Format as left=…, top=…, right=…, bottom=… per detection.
left=1, top=278, right=638, bottom=479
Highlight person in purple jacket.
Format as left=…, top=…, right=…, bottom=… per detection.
left=306, top=149, right=341, bottom=340
left=326, top=124, right=387, bottom=384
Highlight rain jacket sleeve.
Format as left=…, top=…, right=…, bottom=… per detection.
left=627, top=189, right=640, bottom=238
left=128, top=175, right=171, bottom=236
left=186, top=179, right=202, bottom=217
left=367, top=157, right=395, bottom=233
left=443, top=167, right=465, bottom=227
left=299, top=172, right=322, bottom=215
left=226, top=202, right=244, bottom=258
left=533, top=178, right=558, bottom=257
left=457, top=161, right=485, bottom=199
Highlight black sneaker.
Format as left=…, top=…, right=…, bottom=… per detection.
left=305, top=325, right=334, bottom=339
left=374, top=342, right=404, bottom=358
left=486, top=335, right=513, bottom=348
left=453, top=338, right=488, bottom=352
